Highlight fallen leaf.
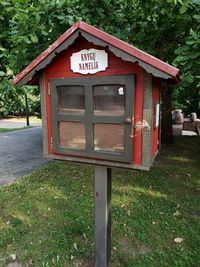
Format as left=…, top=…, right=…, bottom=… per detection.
left=174, top=237, right=184, bottom=243
left=29, top=259, right=34, bottom=265
left=10, top=254, right=16, bottom=261
left=83, top=232, right=87, bottom=240
left=70, top=255, right=74, bottom=260
left=83, top=233, right=88, bottom=244
left=74, top=243, right=78, bottom=250
left=173, top=210, right=180, bottom=216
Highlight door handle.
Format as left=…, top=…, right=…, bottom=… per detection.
left=125, top=118, right=132, bottom=124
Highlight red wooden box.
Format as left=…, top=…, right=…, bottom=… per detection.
left=13, top=21, right=180, bottom=170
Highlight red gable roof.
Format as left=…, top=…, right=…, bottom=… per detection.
left=13, top=21, right=180, bottom=85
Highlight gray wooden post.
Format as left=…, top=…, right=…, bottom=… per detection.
left=95, top=166, right=112, bottom=267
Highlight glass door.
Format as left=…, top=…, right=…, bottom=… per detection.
left=50, top=75, right=134, bottom=163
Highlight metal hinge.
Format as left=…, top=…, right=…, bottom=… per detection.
left=50, top=137, right=53, bottom=149
left=48, top=82, right=51, bottom=96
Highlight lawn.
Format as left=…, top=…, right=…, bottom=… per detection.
left=0, top=136, right=199, bottom=267
left=0, top=127, right=34, bottom=134
left=0, top=116, right=41, bottom=134
left=0, top=128, right=24, bottom=134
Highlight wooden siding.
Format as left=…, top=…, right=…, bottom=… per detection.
left=142, top=72, right=153, bottom=167
left=13, top=21, right=180, bottom=86
left=39, top=72, right=48, bottom=156
left=152, top=78, right=161, bottom=157
left=44, top=37, right=144, bottom=166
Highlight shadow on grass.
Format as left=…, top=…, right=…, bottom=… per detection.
left=0, top=136, right=199, bottom=266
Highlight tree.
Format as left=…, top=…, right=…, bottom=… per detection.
left=119, top=0, right=200, bottom=142
left=0, top=0, right=199, bottom=141
left=173, top=11, right=200, bottom=116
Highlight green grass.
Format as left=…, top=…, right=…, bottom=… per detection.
left=0, top=136, right=200, bottom=267
left=0, top=127, right=33, bottom=134
left=0, top=128, right=22, bottom=133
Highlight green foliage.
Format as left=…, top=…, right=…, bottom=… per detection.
left=0, top=128, right=25, bottom=133
left=0, top=78, right=40, bottom=116
left=173, top=10, right=200, bottom=115
left=0, top=0, right=199, bottom=116
left=0, top=66, right=26, bottom=115
left=0, top=81, right=23, bottom=116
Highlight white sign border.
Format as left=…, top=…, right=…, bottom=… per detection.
left=70, top=48, right=108, bottom=75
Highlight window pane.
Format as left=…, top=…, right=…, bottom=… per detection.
left=57, top=86, right=85, bottom=114
left=59, top=122, right=86, bottom=148
left=93, top=85, right=125, bottom=116
left=94, top=124, right=124, bottom=152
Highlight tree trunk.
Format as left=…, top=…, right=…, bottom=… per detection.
left=24, top=93, right=30, bottom=127
left=161, top=82, right=174, bottom=144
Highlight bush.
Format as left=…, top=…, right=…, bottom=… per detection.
left=0, top=78, right=40, bottom=117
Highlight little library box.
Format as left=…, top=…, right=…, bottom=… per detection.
left=13, top=21, right=180, bottom=171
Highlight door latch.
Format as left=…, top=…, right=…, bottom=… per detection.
left=125, top=118, right=132, bottom=124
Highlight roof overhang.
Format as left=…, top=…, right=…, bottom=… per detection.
left=13, top=21, right=180, bottom=86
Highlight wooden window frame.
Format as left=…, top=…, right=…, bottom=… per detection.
left=50, top=75, right=134, bottom=163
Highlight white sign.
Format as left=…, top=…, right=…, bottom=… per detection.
left=70, top=49, right=108, bottom=74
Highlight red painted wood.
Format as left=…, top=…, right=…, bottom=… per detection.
left=152, top=78, right=160, bottom=157
left=79, top=22, right=180, bottom=78
left=45, top=38, right=141, bottom=78
left=45, top=37, right=143, bottom=164
left=13, top=21, right=180, bottom=86
left=13, top=21, right=80, bottom=85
